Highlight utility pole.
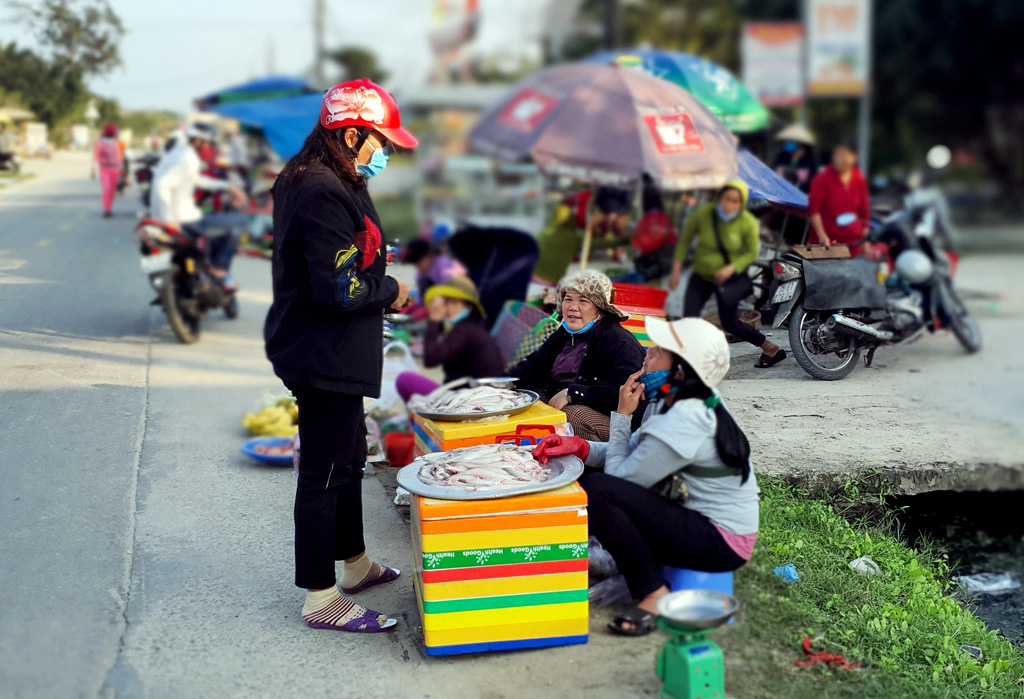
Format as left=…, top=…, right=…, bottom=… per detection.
left=604, top=0, right=621, bottom=50
left=858, top=0, right=873, bottom=175
left=313, top=0, right=326, bottom=87
left=267, top=36, right=276, bottom=75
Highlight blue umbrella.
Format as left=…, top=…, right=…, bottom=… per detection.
left=204, top=93, right=323, bottom=160
left=585, top=50, right=770, bottom=134
left=195, top=76, right=316, bottom=108
left=736, top=147, right=808, bottom=213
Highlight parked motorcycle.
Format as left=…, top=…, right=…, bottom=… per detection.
left=766, top=205, right=981, bottom=380
left=134, top=219, right=238, bottom=343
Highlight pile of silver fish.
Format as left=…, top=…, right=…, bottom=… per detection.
left=411, top=385, right=532, bottom=416
left=417, top=443, right=551, bottom=491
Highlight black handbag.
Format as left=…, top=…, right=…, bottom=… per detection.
left=710, top=211, right=754, bottom=307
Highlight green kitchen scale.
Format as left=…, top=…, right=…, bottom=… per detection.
left=654, top=590, right=739, bottom=699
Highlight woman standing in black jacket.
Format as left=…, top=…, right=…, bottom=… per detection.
left=510, top=270, right=645, bottom=440
left=264, top=79, right=415, bottom=633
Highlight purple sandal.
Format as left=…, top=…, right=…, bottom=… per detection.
left=341, top=565, right=401, bottom=595
left=305, top=601, right=398, bottom=633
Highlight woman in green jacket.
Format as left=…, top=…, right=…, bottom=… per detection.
left=669, top=180, right=786, bottom=368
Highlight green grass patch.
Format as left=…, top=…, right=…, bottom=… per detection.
left=722, top=480, right=1024, bottom=698
left=0, top=171, right=34, bottom=185
left=375, top=193, right=419, bottom=243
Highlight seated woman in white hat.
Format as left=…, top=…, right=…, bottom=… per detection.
left=533, top=318, right=760, bottom=637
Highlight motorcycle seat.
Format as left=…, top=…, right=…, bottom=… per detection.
left=138, top=218, right=180, bottom=235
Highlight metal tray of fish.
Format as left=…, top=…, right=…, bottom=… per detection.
left=412, top=389, right=540, bottom=422
left=396, top=447, right=584, bottom=501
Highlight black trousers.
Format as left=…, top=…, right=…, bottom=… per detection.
left=287, top=382, right=367, bottom=590
left=580, top=472, right=745, bottom=600
left=683, top=273, right=766, bottom=347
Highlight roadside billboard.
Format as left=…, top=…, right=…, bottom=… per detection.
left=742, top=22, right=804, bottom=107
left=806, top=0, right=871, bottom=96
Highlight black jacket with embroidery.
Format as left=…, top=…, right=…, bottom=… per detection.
left=264, top=164, right=399, bottom=396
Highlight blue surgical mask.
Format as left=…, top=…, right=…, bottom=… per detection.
left=716, top=204, right=740, bottom=222
left=445, top=308, right=470, bottom=328
left=783, top=141, right=798, bottom=153
left=561, top=319, right=596, bottom=335
left=356, top=143, right=389, bottom=178
left=640, top=370, right=671, bottom=400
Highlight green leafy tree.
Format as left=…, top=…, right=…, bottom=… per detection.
left=0, top=42, right=87, bottom=125
left=7, top=0, right=125, bottom=77
left=326, top=47, right=389, bottom=85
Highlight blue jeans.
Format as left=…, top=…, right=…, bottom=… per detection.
left=187, top=212, right=249, bottom=271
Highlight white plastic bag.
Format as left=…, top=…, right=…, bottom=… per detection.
left=366, top=340, right=418, bottom=422
left=588, top=535, right=618, bottom=578
left=954, top=572, right=1020, bottom=596
left=849, top=555, right=880, bottom=575
left=588, top=574, right=633, bottom=607
left=663, top=270, right=690, bottom=318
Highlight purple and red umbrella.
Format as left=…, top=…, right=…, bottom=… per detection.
left=469, top=62, right=737, bottom=192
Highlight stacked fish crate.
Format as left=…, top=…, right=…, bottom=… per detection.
left=619, top=307, right=664, bottom=348
left=412, top=402, right=567, bottom=456
left=612, top=282, right=669, bottom=350
left=412, top=482, right=589, bottom=656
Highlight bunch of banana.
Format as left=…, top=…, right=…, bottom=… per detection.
left=242, top=405, right=297, bottom=437
left=277, top=397, right=299, bottom=422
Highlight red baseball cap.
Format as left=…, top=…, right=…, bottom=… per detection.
left=319, top=78, right=418, bottom=149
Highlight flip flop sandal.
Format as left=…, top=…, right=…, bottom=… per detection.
left=341, top=565, right=401, bottom=595
left=608, top=606, right=658, bottom=637
left=754, top=349, right=787, bottom=368
left=307, top=608, right=398, bottom=633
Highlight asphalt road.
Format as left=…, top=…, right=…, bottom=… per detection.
left=1, top=153, right=1021, bottom=698
left=0, top=154, right=667, bottom=698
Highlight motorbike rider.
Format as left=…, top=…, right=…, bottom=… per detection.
left=808, top=142, right=871, bottom=255
left=150, top=123, right=249, bottom=287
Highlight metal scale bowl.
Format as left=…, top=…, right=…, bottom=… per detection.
left=654, top=590, right=739, bottom=699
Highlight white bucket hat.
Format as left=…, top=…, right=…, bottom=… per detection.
left=645, top=317, right=731, bottom=388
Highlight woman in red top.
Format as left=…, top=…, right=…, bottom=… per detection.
left=807, top=143, right=871, bottom=255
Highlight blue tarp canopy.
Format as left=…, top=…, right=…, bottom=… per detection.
left=195, top=76, right=315, bottom=107
left=736, top=147, right=808, bottom=213
left=203, top=92, right=322, bottom=160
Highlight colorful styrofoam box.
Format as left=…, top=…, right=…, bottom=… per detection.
left=412, top=401, right=566, bottom=455
left=617, top=304, right=666, bottom=348
left=412, top=483, right=589, bottom=655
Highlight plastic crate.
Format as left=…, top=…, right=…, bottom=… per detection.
left=611, top=282, right=668, bottom=310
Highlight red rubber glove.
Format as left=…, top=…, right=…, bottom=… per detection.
left=532, top=435, right=590, bottom=464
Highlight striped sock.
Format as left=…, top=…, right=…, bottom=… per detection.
left=340, top=553, right=387, bottom=590
left=301, top=586, right=386, bottom=631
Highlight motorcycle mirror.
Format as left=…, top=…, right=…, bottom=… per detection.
left=926, top=145, right=952, bottom=170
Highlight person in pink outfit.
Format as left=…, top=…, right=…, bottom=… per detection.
left=92, top=123, right=123, bottom=218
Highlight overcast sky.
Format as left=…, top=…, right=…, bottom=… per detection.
left=0, top=0, right=553, bottom=112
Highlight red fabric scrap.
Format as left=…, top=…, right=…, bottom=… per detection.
left=794, top=637, right=862, bottom=670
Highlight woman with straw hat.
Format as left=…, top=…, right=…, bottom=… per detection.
left=395, top=275, right=503, bottom=402
left=533, top=318, right=760, bottom=637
